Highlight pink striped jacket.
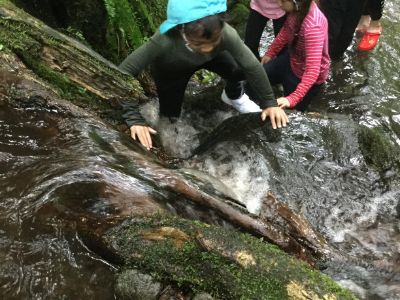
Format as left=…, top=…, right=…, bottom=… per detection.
left=265, top=2, right=330, bottom=107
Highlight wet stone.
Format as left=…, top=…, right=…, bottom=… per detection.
left=115, top=269, right=162, bottom=300
left=192, top=293, right=215, bottom=300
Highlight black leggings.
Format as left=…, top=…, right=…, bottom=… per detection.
left=152, top=51, right=245, bottom=118
left=362, top=0, right=384, bottom=21
left=244, top=8, right=286, bottom=60
left=320, top=0, right=367, bottom=60
left=263, top=51, right=322, bottom=111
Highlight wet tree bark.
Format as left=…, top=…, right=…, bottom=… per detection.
left=0, top=1, right=144, bottom=115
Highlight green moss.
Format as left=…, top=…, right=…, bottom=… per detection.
left=0, top=19, right=36, bottom=53
left=0, top=10, right=140, bottom=112
left=20, top=54, right=91, bottom=99
left=358, top=125, right=400, bottom=174
left=0, top=18, right=97, bottom=106
left=227, top=1, right=250, bottom=37
left=106, top=216, right=356, bottom=299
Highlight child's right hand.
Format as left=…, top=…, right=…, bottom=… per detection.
left=130, top=125, right=157, bottom=150
left=261, top=55, right=272, bottom=65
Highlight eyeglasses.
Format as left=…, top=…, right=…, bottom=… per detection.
left=181, top=31, right=195, bottom=53
left=293, top=0, right=299, bottom=11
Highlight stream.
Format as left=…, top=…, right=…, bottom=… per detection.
left=1, top=1, right=400, bottom=299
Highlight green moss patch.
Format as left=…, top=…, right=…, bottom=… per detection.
left=105, top=216, right=356, bottom=299
left=358, top=125, right=400, bottom=175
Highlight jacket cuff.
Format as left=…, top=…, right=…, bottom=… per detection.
left=259, top=98, right=278, bottom=109
left=286, top=95, right=297, bottom=108
left=121, top=100, right=148, bottom=127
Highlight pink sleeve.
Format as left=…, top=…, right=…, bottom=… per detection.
left=286, top=26, right=324, bottom=107
left=265, top=17, right=293, bottom=58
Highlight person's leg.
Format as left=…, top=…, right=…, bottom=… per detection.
left=243, top=50, right=289, bottom=102
left=263, top=50, right=290, bottom=86
left=356, top=1, right=371, bottom=33
left=203, top=51, right=244, bottom=99
left=358, top=0, right=383, bottom=50
left=153, top=71, right=192, bottom=118
left=293, top=85, right=323, bottom=111
left=281, top=76, right=298, bottom=97
left=319, top=0, right=346, bottom=60
left=320, top=0, right=366, bottom=60
left=244, top=9, right=269, bottom=60
left=367, top=0, right=384, bottom=31
left=369, top=0, right=384, bottom=21
left=279, top=62, right=322, bottom=111
left=240, top=50, right=289, bottom=103
left=203, top=51, right=261, bottom=113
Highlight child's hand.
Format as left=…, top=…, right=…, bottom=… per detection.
left=277, top=97, right=290, bottom=109
left=130, top=125, right=157, bottom=150
left=261, top=107, right=289, bottom=129
left=261, top=55, right=272, bottom=64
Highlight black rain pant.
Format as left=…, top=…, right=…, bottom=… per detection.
left=362, top=0, right=384, bottom=21
left=244, top=8, right=286, bottom=60
left=319, top=0, right=367, bottom=60
left=152, top=51, right=245, bottom=118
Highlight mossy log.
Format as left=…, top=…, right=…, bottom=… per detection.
left=11, top=0, right=167, bottom=63
left=0, top=0, right=143, bottom=116
left=103, top=216, right=356, bottom=300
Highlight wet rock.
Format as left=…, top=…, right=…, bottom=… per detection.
left=115, top=269, right=162, bottom=300
left=192, top=112, right=281, bottom=156
left=192, top=292, right=214, bottom=300
left=358, top=125, right=400, bottom=177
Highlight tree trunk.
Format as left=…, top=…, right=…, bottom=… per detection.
left=0, top=0, right=143, bottom=116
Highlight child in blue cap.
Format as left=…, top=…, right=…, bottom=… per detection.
left=119, top=0, right=288, bottom=150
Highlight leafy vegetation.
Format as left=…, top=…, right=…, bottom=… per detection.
left=103, top=0, right=166, bottom=61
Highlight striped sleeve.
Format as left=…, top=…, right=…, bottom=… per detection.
left=265, top=17, right=293, bottom=58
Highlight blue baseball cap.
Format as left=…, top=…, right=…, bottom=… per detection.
left=159, top=0, right=227, bottom=34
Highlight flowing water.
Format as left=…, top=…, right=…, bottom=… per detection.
left=1, top=1, right=400, bottom=299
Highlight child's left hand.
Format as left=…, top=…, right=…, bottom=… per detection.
left=277, top=97, right=290, bottom=109
left=261, top=107, right=288, bottom=129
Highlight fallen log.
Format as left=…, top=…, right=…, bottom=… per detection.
left=0, top=0, right=143, bottom=117
left=102, top=216, right=356, bottom=300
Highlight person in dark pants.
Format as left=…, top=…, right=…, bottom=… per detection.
left=244, top=0, right=286, bottom=60
left=319, top=0, right=367, bottom=60
left=264, top=51, right=323, bottom=111
left=357, top=0, right=384, bottom=51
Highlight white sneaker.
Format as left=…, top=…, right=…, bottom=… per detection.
left=221, top=90, right=261, bottom=113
